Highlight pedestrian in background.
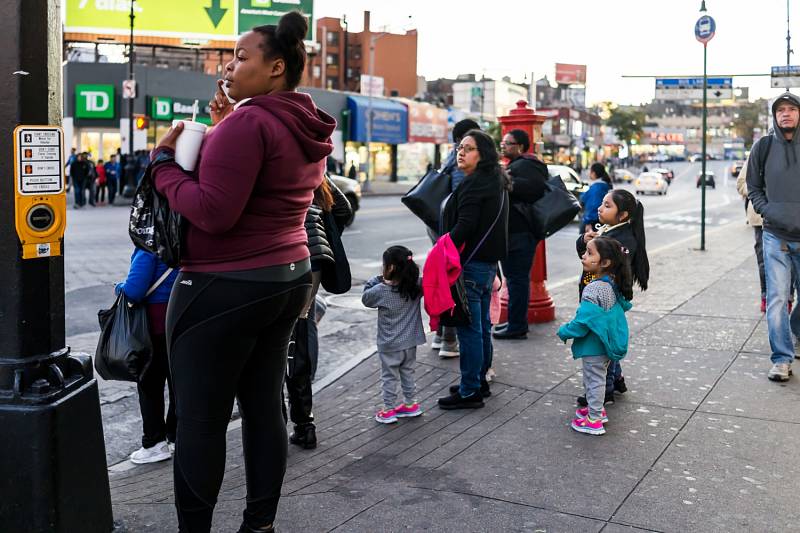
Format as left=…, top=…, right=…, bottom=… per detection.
left=493, top=129, right=547, bottom=340
left=437, top=129, right=509, bottom=410
left=580, top=162, right=613, bottom=233
left=558, top=237, right=632, bottom=436
left=95, top=158, right=107, bottom=205
left=737, top=154, right=796, bottom=314
left=576, top=189, right=649, bottom=406
left=115, top=248, right=178, bottom=464
left=429, top=118, right=480, bottom=358
left=105, top=153, right=120, bottom=205
left=69, top=152, right=92, bottom=208
left=746, top=92, right=800, bottom=382
left=285, top=176, right=352, bottom=450
left=152, top=11, right=335, bottom=532
left=362, top=245, right=426, bottom=424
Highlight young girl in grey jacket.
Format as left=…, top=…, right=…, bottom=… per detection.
left=362, top=245, right=426, bottom=424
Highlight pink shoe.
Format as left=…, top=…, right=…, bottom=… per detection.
left=571, top=415, right=605, bottom=435
left=576, top=407, right=608, bottom=423
left=394, top=402, right=422, bottom=418
left=375, top=408, right=398, bottom=424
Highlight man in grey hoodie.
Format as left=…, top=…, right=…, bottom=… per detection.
left=747, top=91, right=800, bottom=381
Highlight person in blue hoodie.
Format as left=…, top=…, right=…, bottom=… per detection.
left=558, top=237, right=632, bottom=436
left=115, top=248, right=178, bottom=464
left=580, top=162, right=613, bottom=233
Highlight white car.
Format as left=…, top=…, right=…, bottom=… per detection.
left=613, top=169, right=635, bottom=183
left=635, top=172, right=668, bottom=195
left=547, top=165, right=589, bottom=202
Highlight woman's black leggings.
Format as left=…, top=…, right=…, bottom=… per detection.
left=166, top=269, right=311, bottom=532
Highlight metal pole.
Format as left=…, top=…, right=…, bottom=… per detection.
left=0, top=2, right=112, bottom=530
left=122, top=0, right=136, bottom=197
left=788, top=0, right=792, bottom=68
left=364, top=34, right=375, bottom=192
left=700, top=42, right=708, bottom=251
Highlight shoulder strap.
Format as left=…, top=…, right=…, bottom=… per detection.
left=759, top=135, right=773, bottom=182
left=464, top=191, right=506, bottom=265
left=145, top=267, right=174, bottom=297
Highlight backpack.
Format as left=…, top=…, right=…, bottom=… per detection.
left=759, top=134, right=773, bottom=182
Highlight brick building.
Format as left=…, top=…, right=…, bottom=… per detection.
left=303, top=12, right=418, bottom=98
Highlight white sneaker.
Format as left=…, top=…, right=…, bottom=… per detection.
left=438, top=340, right=459, bottom=358
left=485, top=368, right=496, bottom=382
left=768, top=363, right=792, bottom=382
left=431, top=333, right=443, bottom=350
left=130, top=441, right=172, bottom=464
left=168, top=441, right=176, bottom=453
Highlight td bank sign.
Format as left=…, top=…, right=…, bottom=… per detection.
left=75, top=84, right=115, bottom=119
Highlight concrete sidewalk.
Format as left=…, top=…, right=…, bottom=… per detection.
left=109, top=221, right=799, bottom=532
left=360, top=179, right=416, bottom=196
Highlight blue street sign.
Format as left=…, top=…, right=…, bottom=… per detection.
left=655, top=77, right=732, bottom=100
left=695, top=15, right=716, bottom=44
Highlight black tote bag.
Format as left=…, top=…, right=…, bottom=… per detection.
left=94, top=292, right=153, bottom=383
left=401, top=167, right=452, bottom=232
left=517, top=175, right=581, bottom=240
left=129, top=162, right=183, bottom=268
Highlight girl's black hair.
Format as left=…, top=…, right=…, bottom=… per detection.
left=590, top=162, right=613, bottom=187
left=252, top=11, right=308, bottom=90
left=609, top=189, right=650, bottom=291
left=463, top=129, right=512, bottom=191
left=508, top=129, right=531, bottom=152
left=383, top=245, right=421, bottom=301
left=591, top=236, right=633, bottom=301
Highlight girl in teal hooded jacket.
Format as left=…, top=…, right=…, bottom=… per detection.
left=558, top=237, right=632, bottom=435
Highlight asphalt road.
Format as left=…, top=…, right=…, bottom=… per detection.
left=62, top=159, right=746, bottom=464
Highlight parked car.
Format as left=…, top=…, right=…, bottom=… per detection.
left=547, top=164, right=589, bottom=202
left=328, top=173, right=362, bottom=226
left=651, top=167, right=674, bottom=185
left=613, top=169, right=635, bottom=183
left=696, top=170, right=716, bottom=189
left=635, top=172, right=669, bottom=195
left=731, top=160, right=744, bottom=177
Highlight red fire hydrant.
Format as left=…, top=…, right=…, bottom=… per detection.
left=497, top=100, right=555, bottom=323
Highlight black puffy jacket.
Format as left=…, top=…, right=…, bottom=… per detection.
left=304, top=176, right=352, bottom=266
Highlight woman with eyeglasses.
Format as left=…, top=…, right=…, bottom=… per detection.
left=493, top=129, right=548, bottom=340
left=437, top=130, right=510, bottom=410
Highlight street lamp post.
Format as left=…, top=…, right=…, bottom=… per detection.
left=122, top=0, right=137, bottom=198
left=364, top=31, right=386, bottom=192
left=695, top=1, right=715, bottom=251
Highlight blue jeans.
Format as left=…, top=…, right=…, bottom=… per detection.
left=73, top=180, right=85, bottom=206
left=762, top=231, right=800, bottom=364
left=500, top=232, right=537, bottom=332
left=605, top=359, right=622, bottom=395
left=457, top=261, right=496, bottom=397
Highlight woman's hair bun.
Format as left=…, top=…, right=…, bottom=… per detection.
left=276, top=11, right=308, bottom=45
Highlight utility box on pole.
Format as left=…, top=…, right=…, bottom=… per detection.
left=0, top=1, right=113, bottom=531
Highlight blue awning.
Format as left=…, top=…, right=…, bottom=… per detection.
left=346, top=95, right=408, bottom=145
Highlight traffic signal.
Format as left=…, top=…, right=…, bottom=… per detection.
left=134, top=114, right=149, bottom=130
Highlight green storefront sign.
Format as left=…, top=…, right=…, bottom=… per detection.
left=238, top=0, right=313, bottom=38
left=150, top=97, right=173, bottom=120
left=75, top=84, right=115, bottom=119
left=149, top=96, right=213, bottom=125
left=65, top=0, right=313, bottom=39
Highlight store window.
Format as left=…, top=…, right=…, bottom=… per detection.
left=79, top=131, right=100, bottom=159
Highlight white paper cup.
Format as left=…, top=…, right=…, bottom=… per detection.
left=172, top=120, right=207, bottom=171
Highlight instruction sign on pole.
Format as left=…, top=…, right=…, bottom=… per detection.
left=13, top=125, right=67, bottom=259
left=15, top=127, right=64, bottom=195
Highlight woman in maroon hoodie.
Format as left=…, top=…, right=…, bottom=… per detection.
left=152, top=11, right=335, bottom=533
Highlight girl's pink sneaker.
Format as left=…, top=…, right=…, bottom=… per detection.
left=575, top=407, right=608, bottom=423
left=375, top=408, right=398, bottom=424
left=571, top=415, right=605, bottom=435
left=394, top=403, right=422, bottom=418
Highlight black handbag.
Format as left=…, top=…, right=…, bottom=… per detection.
left=401, top=164, right=453, bottom=232
left=94, top=268, right=173, bottom=382
left=129, top=157, right=183, bottom=268
left=439, top=192, right=506, bottom=328
left=516, top=175, right=581, bottom=240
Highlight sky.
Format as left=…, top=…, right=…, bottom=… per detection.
left=315, top=0, right=797, bottom=105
